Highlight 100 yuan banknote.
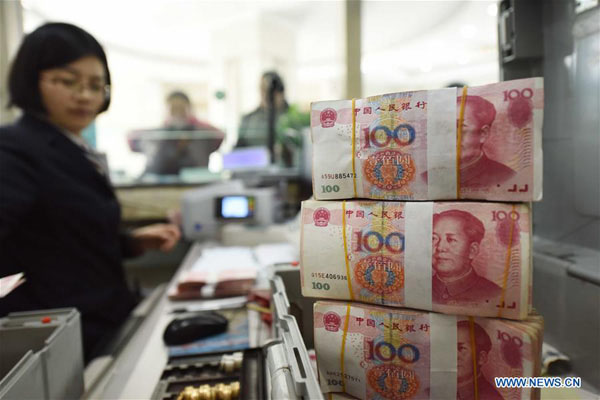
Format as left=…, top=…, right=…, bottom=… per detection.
left=311, top=78, right=543, bottom=201
left=301, top=200, right=532, bottom=320
left=314, top=301, right=543, bottom=400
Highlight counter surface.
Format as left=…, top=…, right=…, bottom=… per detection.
left=84, top=244, right=206, bottom=399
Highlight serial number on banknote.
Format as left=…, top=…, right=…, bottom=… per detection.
left=311, top=272, right=348, bottom=281
left=321, top=173, right=356, bottom=180
left=325, top=371, right=362, bottom=383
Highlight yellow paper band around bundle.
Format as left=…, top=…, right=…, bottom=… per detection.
left=379, top=202, right=386, bottom=303
left=340, top=303, right=352, bottom=393
left=457, top=86, right=468, bottom=199
left=498, top=204, right=517, bottom=318
left=351, top=98, right=358, bottom=198
left=342, top=201, right=355, bottom=300
left=469, top=317, right=480, bottom=400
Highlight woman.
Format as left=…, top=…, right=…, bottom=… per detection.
left=0, top=23, right=181, bottom=362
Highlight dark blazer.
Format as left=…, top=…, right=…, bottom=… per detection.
left=0, top=114, right=136, bottom=360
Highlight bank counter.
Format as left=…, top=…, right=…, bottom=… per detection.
left=81, top=242, right=321, bottom=400
left=114, top=165, right=310, bottom=225
left=2, top=241, right=598, bottom=399
left=113, top=165, right=311, bottom=304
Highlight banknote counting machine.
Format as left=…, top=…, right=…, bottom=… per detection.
left=181, top=180, right=278, bottom=241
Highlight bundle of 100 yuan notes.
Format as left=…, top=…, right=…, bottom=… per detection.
left=311, top=78, right=543, bottom=202
left=314, top=301, right=543, bottom=400
left=301, top=200, right=532, bottom=320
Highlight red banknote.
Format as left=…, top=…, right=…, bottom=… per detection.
left=311, top=78, right=543, bottom=201
left=314, top=301, right=543, bottom=400
left=301, top=200, right=532, bottom=320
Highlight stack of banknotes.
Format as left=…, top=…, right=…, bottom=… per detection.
left=314, top=302, right=543, bottom=400
left=300, top=78, right=544, bottom=399
left=310, top=78, right=543, bottom=202
left=301, top=200, right=532, bottom=320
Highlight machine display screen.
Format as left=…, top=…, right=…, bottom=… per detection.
left=216, top=196, right=255, bottom=219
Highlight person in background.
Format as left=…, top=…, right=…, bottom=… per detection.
left=0, top=23, right=181, bottom=363
left=163, top=90, right=220, bottom=131
left=237, top=71, right=297, bottom=164
left=129, top=90, right=224, bottom=175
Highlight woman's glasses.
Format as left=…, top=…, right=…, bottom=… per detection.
left=41, top=76, right=109, bottom=98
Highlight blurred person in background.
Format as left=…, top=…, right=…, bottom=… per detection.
left=237, top=71, right=307, bottom=167
left=0, top=23, right=180, bottom=363
left=237, top=71, right=288, bottom=149
left=163, top=90, right=220, bottom=131
left=129, top=90, right=224, bottom=175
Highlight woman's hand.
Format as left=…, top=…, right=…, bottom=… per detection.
left=131, top=223, right=181, bottom=253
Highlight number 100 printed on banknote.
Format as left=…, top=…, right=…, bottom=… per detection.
left=311, top=78, right=543, bottom=201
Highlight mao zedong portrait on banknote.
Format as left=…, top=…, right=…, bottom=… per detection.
left=423, top=96, right=517, bottom=189
left=432, top=209, right=503, bottom=304
left=457, top=320, right=503, bottom=400
left=456, top=96, right=516, bottom=188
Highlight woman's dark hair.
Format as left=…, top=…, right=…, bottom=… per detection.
left=262, top=71, right=285, bottom=94
left=8, top=22, right=111, bottom=114
left=166, top=90, right=191, bottom=104
left=261, top=70, right=288, bottom=111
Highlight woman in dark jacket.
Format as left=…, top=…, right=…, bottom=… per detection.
left=0, top=23, right=180, bottom=362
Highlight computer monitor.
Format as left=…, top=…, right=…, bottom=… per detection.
left=127, top=129, right=224, bottom=175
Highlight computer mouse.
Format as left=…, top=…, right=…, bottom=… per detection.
left=163, top=311, right=228, bottom=345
